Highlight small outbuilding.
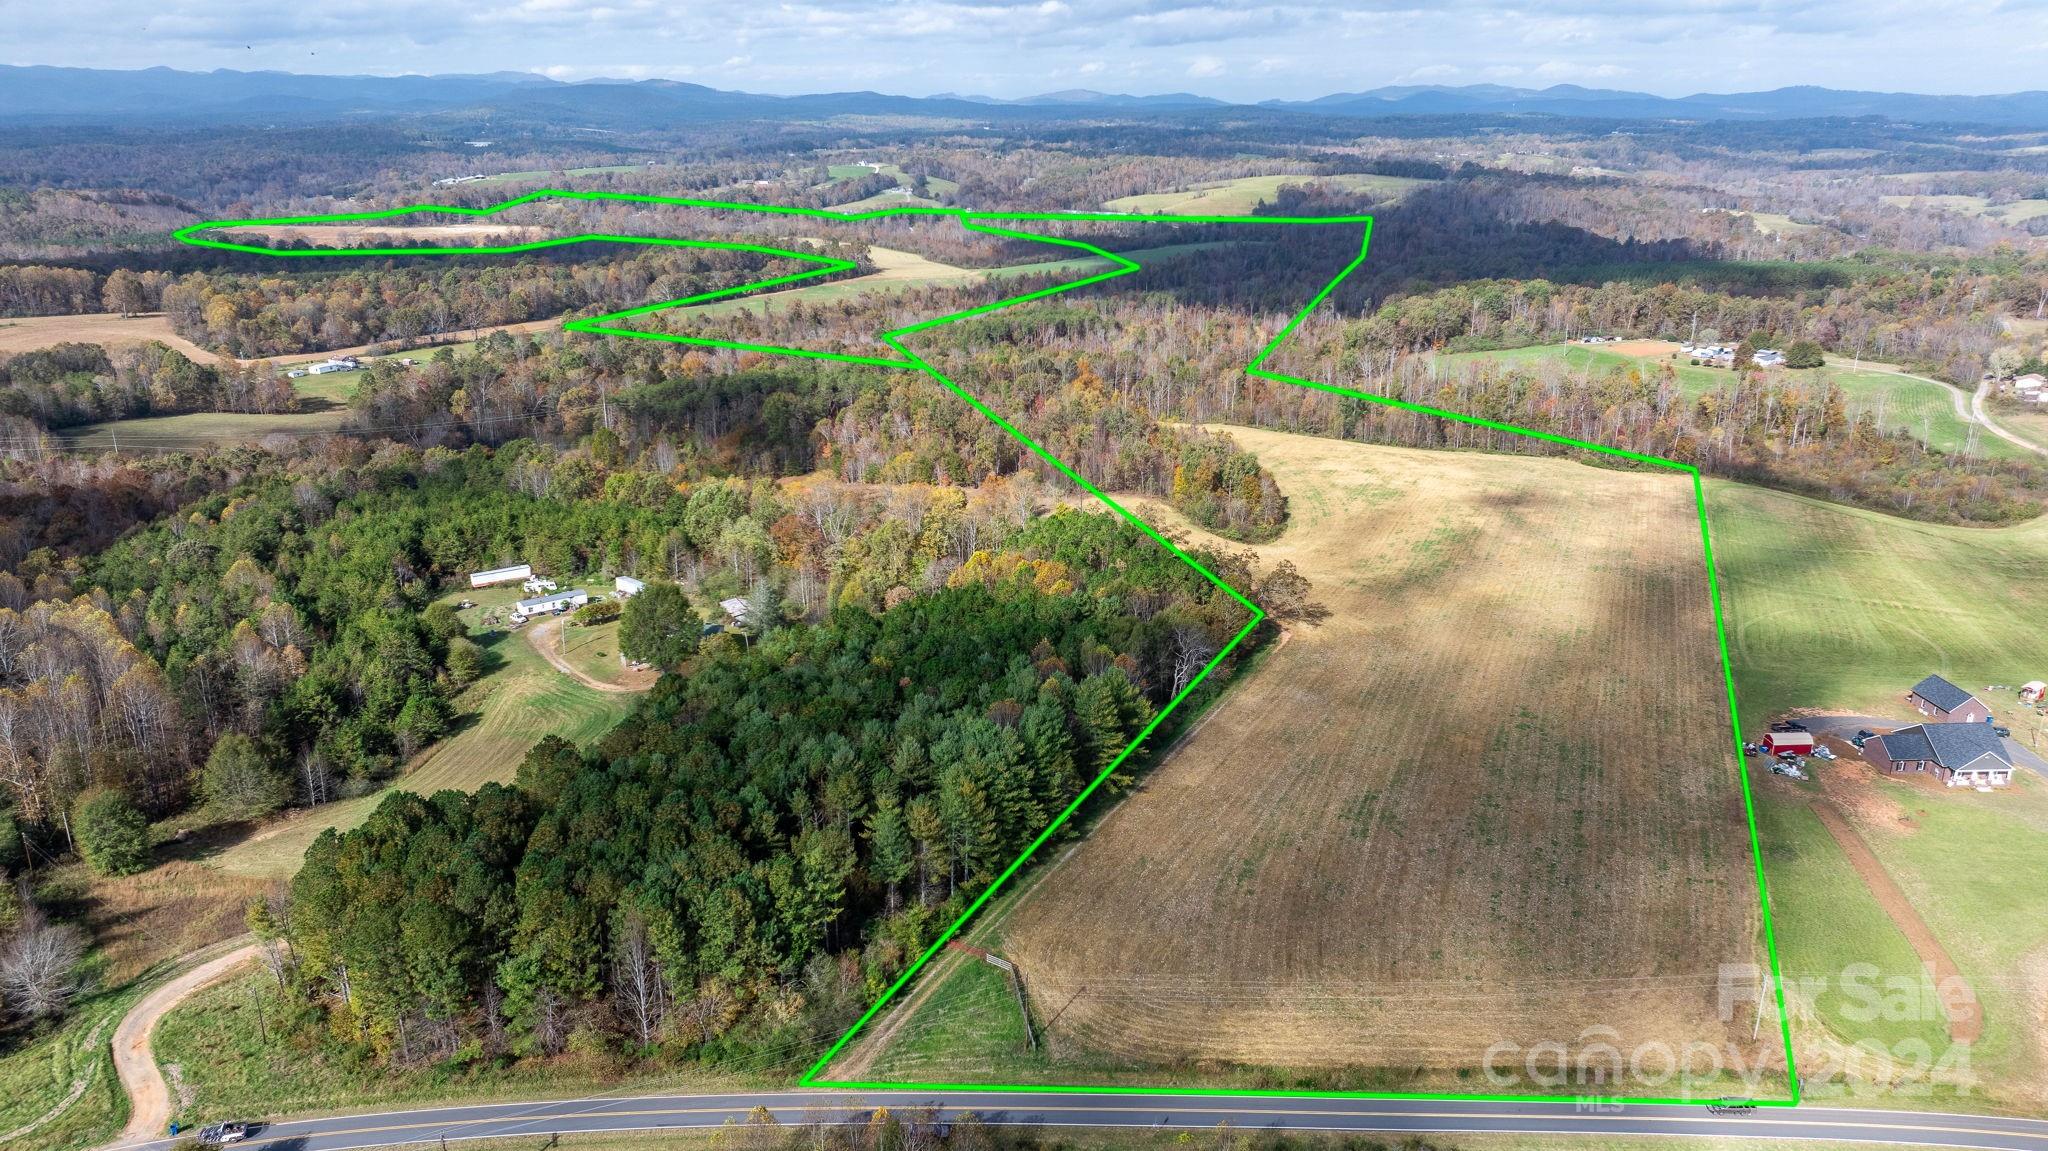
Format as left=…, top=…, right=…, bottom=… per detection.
left=719, top=596, right=752, bottom=625
left=2021, top=680, right=2046, bottom=704
left=1908, top=674, right=1991, bottom=724
left=515, top=589, right=589, bottom=618
left=470, top=563, right=533, bottom=589
left=614, top=576, right=647, bottom=597
left=1761, top=732, right=1814, bottom=756
left=1863, top=722, right=2014, bottom=787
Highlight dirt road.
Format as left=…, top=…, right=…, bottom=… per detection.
left=524, top=616, right=656, bottom=693
left=108, top=944, right=260, bottom=1146
left=1808, top=801, right=1982, bottom=1044
left=1973, top=379, right=2048, bottom=456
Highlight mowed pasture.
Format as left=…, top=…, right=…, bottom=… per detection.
left=1103, top=173, right=1432, bottom=215
left=213, top=584, right=640, bottom=878
left=1437, top=342, right=2015, bottom=458
left=842, top=426, right=1767, bottom=1092
left=1711, top=481, right=2048, bottom=1099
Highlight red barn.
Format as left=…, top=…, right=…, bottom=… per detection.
left=1762, top=732, right=1814, bottom=756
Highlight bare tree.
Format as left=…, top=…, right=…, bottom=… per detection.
left=610, top=911, right=668, bottom=1045
left=0, top=904, right=83, bottom=1020
left=1170, top=625, right=1218, bottom=699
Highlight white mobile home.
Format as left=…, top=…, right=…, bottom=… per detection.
left=614, top=576, right=647, bottom=597
left=515, top=589, right=589, bottom=618
left=470, top=563, right=533, bottom=588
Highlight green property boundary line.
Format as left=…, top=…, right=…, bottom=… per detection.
left=175, top=191, right=1800, bottom=1108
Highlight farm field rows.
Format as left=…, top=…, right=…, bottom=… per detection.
left=1436, top=342, right=2013, bottom=458
left=212, top=583, right=640, bottom=878
left=834, top=424, right=1769, bottom=1095
left=1103, top=173, right=1432, bottom=214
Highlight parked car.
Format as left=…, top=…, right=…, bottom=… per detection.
left=199, top=1122, right=251, bottom=1145
left=1855, top=729, right=1876, bottom=741
left=1769, top=722, right=1794, bottom=732
left=1784, top=720, right=1809, bottom=732
left=1994, top=725, right=2012, bottom=738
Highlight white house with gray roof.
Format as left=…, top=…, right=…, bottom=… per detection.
left=515, top=588, right=589, bottom=618
left=1863, top=722, right=2014, bottom=787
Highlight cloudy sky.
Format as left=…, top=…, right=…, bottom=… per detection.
left=12, top=0, right=2048, bottom=100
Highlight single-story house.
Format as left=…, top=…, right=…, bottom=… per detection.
left=470, top=563, right=532, bottom=588
left=614, top=576, right=646, bottom=597
left=1862, top=722, right=2014, bottom=787
left=719, top=596, right=752, bottom=625
left=1908, top=674, right=1991, bottom=723
left=515, top=589, right=589, bottom=618
left=306, top=357, right=360, bottom=375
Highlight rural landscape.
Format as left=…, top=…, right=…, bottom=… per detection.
left=5, top=14, right=2048, bottom=1151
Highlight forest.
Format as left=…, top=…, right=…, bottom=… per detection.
left=281, top=508, right=1278, bottom=1066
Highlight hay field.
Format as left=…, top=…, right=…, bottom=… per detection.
left=0, top=312, right=225, bottom=364
left=1104, top=173, right=1431, bottom=215
left=843, top=426, right=1766, bottom=1091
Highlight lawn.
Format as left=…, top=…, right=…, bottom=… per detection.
left=52, top=408, right=350, bottom=453
left=1880, top=193, right=2048, bottom=226
left=1849, top=773, right=2048, bottom=1093
left=1707, top=479, right=2048, bottom=725
left=210, top=583, right=640, bottom=878
left=1438, top=343, right=2015, bottom=458
left=1987, top=398, right=2048, bottom=453
left=1103, top=173, right=1433, bottom=215
left=1711, top=479, right=2048, bottom=1101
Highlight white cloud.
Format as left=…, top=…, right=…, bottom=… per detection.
left=1186, top=53, right=1225, bottom=78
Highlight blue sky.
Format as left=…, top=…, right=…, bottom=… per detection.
left=12, top=0, right=2048, bottom=99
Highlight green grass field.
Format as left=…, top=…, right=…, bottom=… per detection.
left=1709, top=479, right=2048, bottom=723
left=1988, top=399, right=2048, bottom=453
left=824, top=162, right=959, bottom=198
left=1103, top=173, right=1433, bottom=215
left=212, top=584, right=639, bottom=878
left=0, top=983, right=139, bottom=1151
left=54, top=365, right=367, bottom=454
left=1439, top=343, right=2015, bottom=458
left=1712, top=479, right=2048, bottom=1096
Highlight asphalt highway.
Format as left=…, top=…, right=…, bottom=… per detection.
left=133, top=1092, right=2048, bottom=1151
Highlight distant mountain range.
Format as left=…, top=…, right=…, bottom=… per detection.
left=9, top=66, right=2048, bottom=129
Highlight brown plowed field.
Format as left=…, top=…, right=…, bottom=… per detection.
left=857, top=426, right=1767, bottom=1086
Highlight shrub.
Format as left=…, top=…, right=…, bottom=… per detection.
left=73, top=787, right=150, bottom=876
left=573, top=599, right=622, bottom=626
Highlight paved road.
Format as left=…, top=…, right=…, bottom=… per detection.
left=120, top=1092, right=2048, bottom=1151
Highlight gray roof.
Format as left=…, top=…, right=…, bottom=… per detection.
left=1875, top=723, right=2012, bottom=771
left=1910, top=674, right=1979, bottom=713
left=517, top=589, right=586, bottom=609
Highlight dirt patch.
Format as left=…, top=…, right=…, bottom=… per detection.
left=1815, top=753, right=1917, bottom=833
left=1605, top=338, right=1680, bottom=357
left=1809, top=801, right=1980, bottom=1044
